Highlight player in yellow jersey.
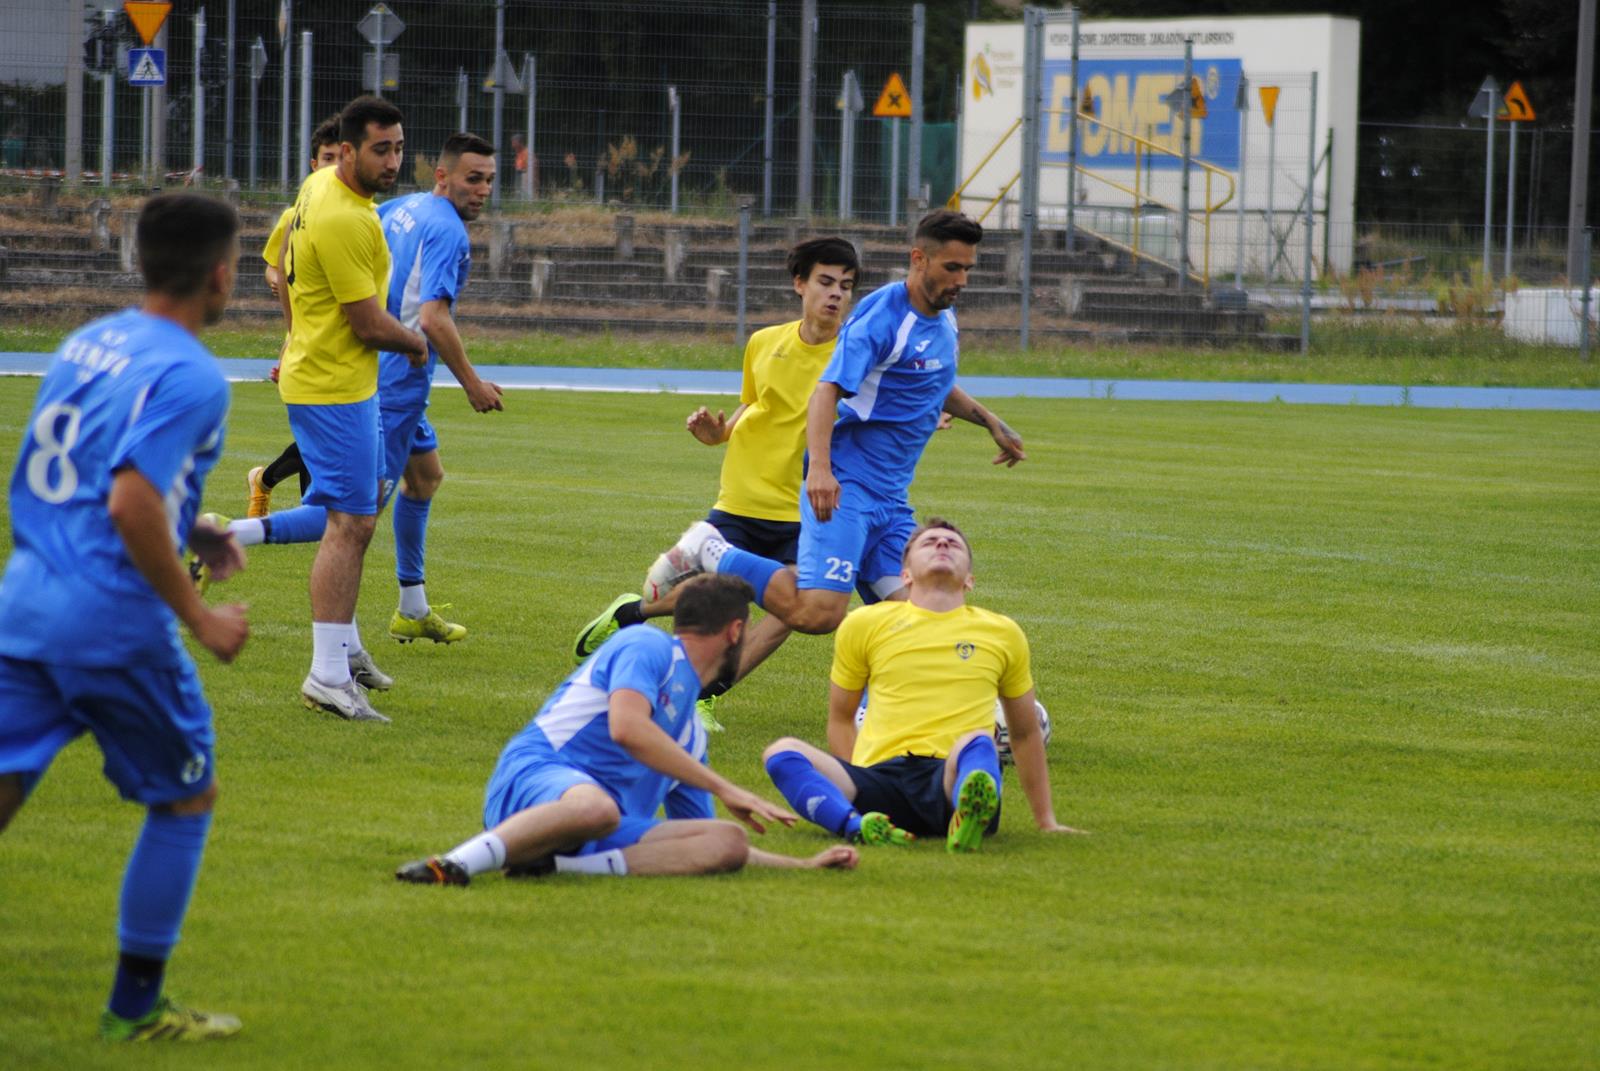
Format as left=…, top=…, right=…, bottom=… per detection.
left=761, top=518, right=1083, bottom=852
left=277, top=96, right=426, bottom=723
left=571, top=237, right=860, bottom=728
left=243, top=114, right=341, bottom=514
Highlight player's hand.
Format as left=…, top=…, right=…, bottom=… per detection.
left=194, top=603, right=250, bottom=663
left=188, top=516, right=246, bottom=584
left=465, top=378, right=504, bottom=413
left=988, top=417, right=1026, bottom=467
left=686, top=406, right=727, bottom=445
left=404, top=331, right=429, bottom=367
left=717, top=785, right=796, bottom=834
left=269, top=363, right=281, bottom=384
left=264, top=266, right=281, bottom=299
left=807, top=845, right=860, bottom=870
left=936, top=411, right=954, bottom=431
left=806, top=467, right=841, bottom=522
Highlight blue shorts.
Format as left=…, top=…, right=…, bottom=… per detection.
left=482, top=755, right=661, bottom=857
left=0, top=654, right=215, bottom=806
left=796, top=482, right=915, bottom=601
left=706, top=508, right=800, bottom=565
left=286, top=396, right=383, bottom=516
left=379, top=406, right=438, bottom=507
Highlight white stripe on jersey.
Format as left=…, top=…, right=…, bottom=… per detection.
left=535, top=660, right=609, bottom=751
left=398, top=244, right=426, bottom=332
left=841, top=311, right=917, bottom=422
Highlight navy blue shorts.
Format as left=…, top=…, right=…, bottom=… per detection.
left=706, top=509, right=800, bottom=565
left=844, top=754, right=1002, bottom=839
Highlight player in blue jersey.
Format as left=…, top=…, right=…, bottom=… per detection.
left=395, top=576, right=858, bottom=884
left=646, top=209, right=1026, bottom=637
left=221, top=133, right=502, bottom=651
left=0, top=195, right=249, bottom=1041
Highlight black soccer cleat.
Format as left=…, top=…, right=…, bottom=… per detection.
left=394, top=856, right=470, bottom=886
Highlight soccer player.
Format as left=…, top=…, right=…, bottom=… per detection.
left=396, top=576, right=858, bottom=884
left=0, top=194, right=249, bottom=1040
left=276, top=95, right=426, bottom=723
left=245, top=113, right=342, bottom=517
left=761, top=518, right=1082, bottom=851
left=572, top=237, right=860, bottom=725
left=646, top=209, right=1026, bottom=638
left=375, top=132, right=504, bottom=644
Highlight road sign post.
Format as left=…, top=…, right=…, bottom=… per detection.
left=1235, top=74, right=1249, bottom=287
left=873, top=73, right=911, bottom=226
left=1469, top=76, right=1499, bottom=281
left=1261, top=85, right=1280, bottom=284
left=1500, top=81, right=1536, bottom=279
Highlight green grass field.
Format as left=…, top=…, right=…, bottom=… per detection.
left=1, top=378, right=1597, bottom=1069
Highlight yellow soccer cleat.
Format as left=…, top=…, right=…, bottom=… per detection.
left=244, top=465, right=272, bottom=518
left=100, top=996, right=242, bottom=1042
left=389, top=606, right=467, bottom=644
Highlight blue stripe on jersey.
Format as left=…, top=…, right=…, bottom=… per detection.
left=376, top=192, right=472, bottom=412
left=820, top=281, right=959, bottom=503
left=0, top=309, right=229, bottom=668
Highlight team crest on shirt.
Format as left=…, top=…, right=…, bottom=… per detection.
left=955, top=642, right=975, bottom=660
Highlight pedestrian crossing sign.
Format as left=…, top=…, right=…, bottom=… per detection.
left=129, top=47, right=166, bottom=87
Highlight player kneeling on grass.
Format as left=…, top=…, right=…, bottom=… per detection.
left=762, top=518, right=1085, bottom=852
left=397, top=575, right=857, bottom=884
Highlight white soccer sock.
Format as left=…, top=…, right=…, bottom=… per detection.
left=310, top=622, right=351, bottom=685
left=443, top=832, right=507, bottom=876
left=346, top=620, right=364, bottom=656
left=554, top=850, right=629, bottom=876
left=398, top=583, right=430, bottom=619
left=701, top=537, right=731, bottom=571
left=228, top=518, right=267, bottom=547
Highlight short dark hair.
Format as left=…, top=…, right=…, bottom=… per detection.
left=787, top=236, right=860, bottom=285
left=437, top=132, right=496, bottom=170
left=310, top=114, right=342, bottom=157
left=672, top=575, right=754, bottom=635
left=339, top=95, right=404, bottom=148
left=901, top=515, right=973, bottom=569
left=136, top=194, right=238, bottom=298
left=915, top=209, right=983, bottom=248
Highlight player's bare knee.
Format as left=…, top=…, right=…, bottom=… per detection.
left=762, top=737, right=808, bottom=763
left=565, top=790, right=621, bottom=837
left=704, top=822, right=749, bottom=874
left=159, top=780, right=219, bottom=817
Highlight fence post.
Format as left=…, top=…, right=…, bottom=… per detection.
left=1065, top=6, right=1080, bottom=251
left=909, top=4, right=925, bottom=211
left=492, top=0, right=506, bottom=208
left=1300, top=71, right=1318, bottom=356
left=798, top=0, right=817, bottom=217
left=298, top=32, right=312, bottom=184
left=1178, top=38, right=1193, bottom=293
left=279, top=0, right=291, bottom=188
left=524, top=54, right=537, bottom=201
left=1582, top=228, right=1593, bottom=362
left=65, top=0, right=83, bottom=186
left=737, top=198, right=752, bottom=343
left=224, top=0, right=236, bottom=181
left=763, top=0, right=776, bottom=216
left=101, top=9, right=116, bottom=189
left=1018, top=7, right=1043, bottom=350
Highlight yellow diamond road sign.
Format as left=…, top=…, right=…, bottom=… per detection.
left=873, top=72, right=912, bottom=119
left=123, top=1, right=172, bottom=47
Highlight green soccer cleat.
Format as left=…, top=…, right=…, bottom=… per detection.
left=389, top=606, right=467, bottom=644
left=184, top=512, right=230, bottom=595
left=573, top=592, right=642, bottom=663
left=854, top=811, right=915, bottom=847
left=100, top=996, right=242, bottom=1042
left=946, top=770, right=999, bottom=854
left=696, top=695, right=726, bottom=733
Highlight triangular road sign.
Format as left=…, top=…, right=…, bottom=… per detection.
left=1259, top=85, right=1280, bottom=127
left=123, top=1, right=171, bottom=46
left=1501, top=80, right=1535, bottom=122
left=1468, top=75, right=1499, bottom=120
left=873, top=72, right=912, bottom=118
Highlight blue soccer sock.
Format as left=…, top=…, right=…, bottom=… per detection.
left=953, top=734, right=1003, bottom=800
left=109, top=809, right=212, bottom=1020
left=764, top=750, right=861, bottom=838
left=710, top=546, right=784, bottom=609
left=265, top=504, right=327, bottom=545
left=393, top=493, right=431, bottom=587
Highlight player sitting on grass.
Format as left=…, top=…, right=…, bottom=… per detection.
left=0, top=194, right=249, bottom=1041
left=571, top=237, right=859, bottom=731
left=761, top=518, right=1083, bottom=851
left=397, top=575, right=857, bottom=884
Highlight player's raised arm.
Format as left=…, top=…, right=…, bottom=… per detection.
left=942, top=384, right=1026, bottom=467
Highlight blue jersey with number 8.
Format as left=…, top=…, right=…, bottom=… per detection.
left=0, top=310, right=229, bottom=668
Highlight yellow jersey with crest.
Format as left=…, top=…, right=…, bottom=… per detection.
left=831, top=600, right=1033, bottom=766
left=278, top=166, right=391, bottom=404
left=713, top=319, right=837, bottom=522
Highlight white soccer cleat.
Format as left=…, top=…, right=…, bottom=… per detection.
left=301, top=675, right=391, bottom=723
left=643, top=520, right=721, bottom=602
left=348, top=649, right=394, bottom=691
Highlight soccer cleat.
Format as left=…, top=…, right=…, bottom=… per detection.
left=854, top=811, right=915, bottom=847
left=99, top=996, right=242, bottom=1042
left=946, top=770, right=999, bottom=854
left=301, top=675, right=391, bottom=724
left=643, top=520, right=721, bottom=602
left=184, top=512, right=230, bottom=595
left=504, top=854, right=557, bottom=880
left=696, top=695, right=726, bottom=733
left=394, top=856, right=470, bottom=886
left=348, top=649, right=394, bottom=691
left=244, top=466, right=273, bottom=519
left=572, top=592, right=642, bottom=663
left=388, top=606, right=467, bottom=645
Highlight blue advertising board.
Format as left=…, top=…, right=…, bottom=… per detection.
left=1041, top=57, right=1243, bottom=170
